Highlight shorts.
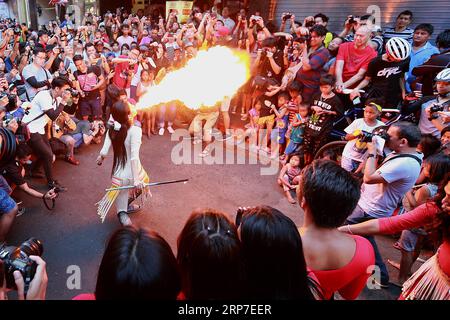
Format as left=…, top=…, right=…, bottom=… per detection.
left=271, top=128, right=288, bottom=145
left=0, top=188, right=16, bottom=215
left=80, top=95, right=102, bottom=118
left=257, top=115, right=275, bottom=127
left=220, top=97, right=231, bottom=112
left=398, top=229, right=423, bottom=252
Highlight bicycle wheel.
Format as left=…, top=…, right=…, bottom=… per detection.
left=314, top=141, right=347, bottom=163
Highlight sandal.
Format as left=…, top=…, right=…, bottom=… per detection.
left=127, top=204, right=142, bottom=214
left=393, top=242, right=402, bottom=251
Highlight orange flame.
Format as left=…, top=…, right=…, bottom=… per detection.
left=135, top=46, right=251, bottom=110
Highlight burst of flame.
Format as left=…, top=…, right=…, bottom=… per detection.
left=135, top=46, right=250, bottom=111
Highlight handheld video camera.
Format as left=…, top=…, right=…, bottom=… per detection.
left=0, top=238, right=43, bottom=292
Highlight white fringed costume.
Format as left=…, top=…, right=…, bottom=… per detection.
left=96, top=126, right=149, bottom=222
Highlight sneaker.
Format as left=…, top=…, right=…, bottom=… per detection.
left=65, top=156, right=80, bottom=166
left=167, top=126, right=175, bottom=134
left=118, top=212, right=132, bottom=226
left=48, top=180, right=67, bottom=192
left=158, top=127, right=165, bottom=136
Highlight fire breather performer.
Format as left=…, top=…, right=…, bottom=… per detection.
left=96, top=100, right=151, bottom=226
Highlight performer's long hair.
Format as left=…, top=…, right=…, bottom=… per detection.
left=109, top=101, right=132, bottom=176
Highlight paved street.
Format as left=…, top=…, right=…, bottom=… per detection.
left=6, top=123, right=427, bottom=300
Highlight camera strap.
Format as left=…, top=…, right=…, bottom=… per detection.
left=380, top=153, right=422, bottom=168
left=43, top=196, right=56, bottom=210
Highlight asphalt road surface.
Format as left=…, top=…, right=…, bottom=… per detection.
left=7, top=125, right=429, bottom=300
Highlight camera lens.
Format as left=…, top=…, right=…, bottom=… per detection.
left=19, top=238, right=44, bottom=257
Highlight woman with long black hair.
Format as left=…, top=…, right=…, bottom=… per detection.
left=96, top=101, right=150, bottom=226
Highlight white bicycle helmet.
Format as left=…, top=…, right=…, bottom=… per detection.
left=385, top=37, right=411, bottom=61
left=435, top=68, right=450, bottom=82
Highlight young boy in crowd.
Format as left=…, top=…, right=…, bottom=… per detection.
left=282, top=103, right=309, bottom=164
left=270, top=92, right=290, bottom=158
left=302, top=75, right=344, bottom=165
left=341, top=98, right=385, bottom=173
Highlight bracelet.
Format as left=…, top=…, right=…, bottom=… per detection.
left=347, top=224, right=353, bottom=234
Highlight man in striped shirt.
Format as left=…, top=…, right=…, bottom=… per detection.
left=383, top=10, right=414, bottom=44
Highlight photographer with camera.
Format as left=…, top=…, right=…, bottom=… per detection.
left=21, top=47, right=53, bottom=102
left=254, top=37, right=284, bottom=84
left=345, top=122, right=423, bottom=288
left=294, top=25, right=331, bottom=104
left=1, top=143, right=58, bottom=201
left=72, top=55, right=105, bottom=121
left=279, top=12, right=296, bottom=33
left=111, top=47, right=140, bottom=97
left=402, top=68, right=450, bottom=138
left=0, top=239, right=48, bottom=300
left=22, top=76, right=72, bottom=191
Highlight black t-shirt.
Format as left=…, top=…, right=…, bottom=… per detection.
left=2, top=160, right=25, bottom=187
left=305, top=93, right=343, bottom=137
left=366, top=56, right=410, bottom=108
left=258, top=96, right=277, bottom=118
left=257, top=49, right=284, bottom=84
left=74, top=65, right=102, bottom=98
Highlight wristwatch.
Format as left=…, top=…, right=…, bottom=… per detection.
left=367, top=153, right=376, bottom=159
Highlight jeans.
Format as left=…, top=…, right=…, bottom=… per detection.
left=346, top=205, right=390, bottom=284
left=28, top=133, right=54, bottom=183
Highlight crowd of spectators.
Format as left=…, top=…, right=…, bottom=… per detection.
left=0, top=3, right=449, bottom=300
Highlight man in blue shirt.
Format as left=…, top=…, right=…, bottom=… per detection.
left=406, top=24, right=439, bottom=92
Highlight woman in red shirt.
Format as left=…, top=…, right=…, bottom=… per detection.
left=237, top=206, right=323, bottom=300
left=340, top=173, right=450, bottom=300
left=297, top=160, right=375, bottom=300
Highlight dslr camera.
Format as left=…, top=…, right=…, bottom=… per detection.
left=430, top=104, right=444, bottom=114
left=428, top=103, right=446, bottom=121
left=0, top=238, right=43, bottom=291
left=282, top=13, right=293, bottom=21
left=348, top=15, right=359, bottom=24
left=358, top=127, right=389, bottom=143
left=250, top=15, right=262, bottom=24
left=67, top=88, right=79, bottom=98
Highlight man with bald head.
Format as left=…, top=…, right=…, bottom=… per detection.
left=335, top=26, right=377, bottom=94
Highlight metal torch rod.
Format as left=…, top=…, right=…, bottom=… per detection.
left=105, top=179, right=189, bottom=192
